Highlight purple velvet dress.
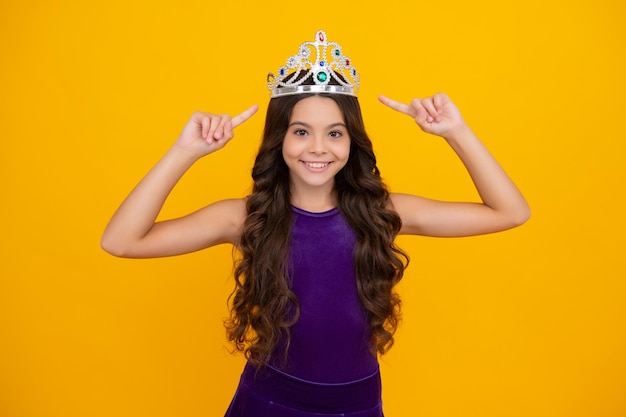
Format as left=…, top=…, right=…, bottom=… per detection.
left=224, top=206, right=384, bottom=417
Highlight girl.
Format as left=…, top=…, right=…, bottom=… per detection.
left=102, top=31, right=529, bottom=417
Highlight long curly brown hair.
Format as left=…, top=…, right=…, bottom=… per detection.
left=226, top=87, right=409, bottom=366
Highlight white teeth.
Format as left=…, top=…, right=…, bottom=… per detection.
left=305, top=162, right=329, bottom=168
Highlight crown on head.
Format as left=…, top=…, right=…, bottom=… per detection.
left=267, top=30, right=360, bottom=98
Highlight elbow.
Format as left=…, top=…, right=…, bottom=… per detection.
left=509, top=203, right=531, bottom=228
left=100, top=234, right=132, bottom=258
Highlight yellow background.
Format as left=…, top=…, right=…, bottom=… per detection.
left=1, top=1, right=624, bottom=416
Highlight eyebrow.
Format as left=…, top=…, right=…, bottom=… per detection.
left=288, top=121, right=347, bottom=129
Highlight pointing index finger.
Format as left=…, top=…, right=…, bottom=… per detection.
left=231, top=104, right=259, bottom=128
left=378, top=95, right=416, bottom=117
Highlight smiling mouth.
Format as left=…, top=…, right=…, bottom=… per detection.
left=303, top=161, right=330, bottom=169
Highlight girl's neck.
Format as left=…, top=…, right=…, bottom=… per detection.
left=290, top=185, right=337, bottom=213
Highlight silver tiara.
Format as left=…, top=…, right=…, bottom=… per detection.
left=267, top=30, right=360, bottom=98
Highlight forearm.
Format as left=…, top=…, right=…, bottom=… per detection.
left=101, top=147, right=197, bottom=254
left=444, top=125, right=530, bottom=224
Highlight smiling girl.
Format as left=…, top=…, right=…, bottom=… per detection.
left=101, top=31, right=529, bottom=417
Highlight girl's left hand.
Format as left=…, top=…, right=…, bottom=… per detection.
left=378, top=93, right=466, bottom=139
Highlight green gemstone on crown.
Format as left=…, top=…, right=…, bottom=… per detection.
left=317, top=72, right=328, bottom=82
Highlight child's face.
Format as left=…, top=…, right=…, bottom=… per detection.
left=282, top=95, right=351, bottom=193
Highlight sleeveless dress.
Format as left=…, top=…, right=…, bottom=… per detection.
left=224, top=206, right=384, bottom=417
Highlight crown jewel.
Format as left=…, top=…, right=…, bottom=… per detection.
left=267, top=30, right=360, bottom=98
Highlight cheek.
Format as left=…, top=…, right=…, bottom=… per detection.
left=281, top=139, right=302, bottom=163
left=337, top=141, right=351, bottom=160
left=281, top=139, right=293, bottom=158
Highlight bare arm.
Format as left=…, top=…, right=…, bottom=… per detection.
left=101, top=105, right=258, bottom=258
left=379, top=93, right=530, bottom=237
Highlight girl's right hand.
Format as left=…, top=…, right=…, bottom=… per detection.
left=174, top=104, right=259, bottom=158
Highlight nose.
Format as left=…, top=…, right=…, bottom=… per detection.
left=309, top=135, right=327, bottom=154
